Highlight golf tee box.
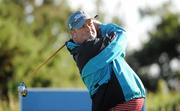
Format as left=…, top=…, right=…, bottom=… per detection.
left=19, top=88, right=91, bottom=111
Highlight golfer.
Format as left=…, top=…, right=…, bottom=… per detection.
left=66, top=10, right=146, bottom=111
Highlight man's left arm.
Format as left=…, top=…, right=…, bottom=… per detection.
left=81, top=26, right=127, bottom=75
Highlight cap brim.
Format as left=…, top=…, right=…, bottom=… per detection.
left=72, top=18, right=86, bottom=30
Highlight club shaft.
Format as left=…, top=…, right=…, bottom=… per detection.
left=31, top=44, right=66, bottom=75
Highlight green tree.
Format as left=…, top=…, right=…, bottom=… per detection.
left=0, top=0, right=83, bottom=103
left=127, top=3, right=180, bottom=92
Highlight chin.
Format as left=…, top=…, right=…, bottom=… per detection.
left=89, top=35, right=96, bottom=40
left=91, top=33, right=97, bottom=39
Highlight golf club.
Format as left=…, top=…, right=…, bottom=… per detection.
left=18, top=43, right=66, bottom=97
left=17, top=14, right=100, bottom=97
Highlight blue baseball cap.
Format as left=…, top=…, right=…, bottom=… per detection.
left=67, top=11, right=90, bottom=30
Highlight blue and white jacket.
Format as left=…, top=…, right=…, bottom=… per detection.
left=66, top=23, right=146, bottom=102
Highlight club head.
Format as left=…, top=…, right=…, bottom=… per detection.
left=18, top=82, right=28, bottom=97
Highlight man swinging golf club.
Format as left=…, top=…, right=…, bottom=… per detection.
left=66, top=10, right=146, bottom=111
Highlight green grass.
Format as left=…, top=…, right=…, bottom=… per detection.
left=147, top=80, right=180, bottom=111
left=147, top=91, right=180, bottom=111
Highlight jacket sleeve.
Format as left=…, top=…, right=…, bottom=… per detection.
left=65, top=37, right=112, bottom=72
left=81, top=26, right=127, bottom=76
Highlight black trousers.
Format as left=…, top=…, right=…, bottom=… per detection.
left=91, top=72, right=125, bottom=111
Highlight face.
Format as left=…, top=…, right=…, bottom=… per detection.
left=70, top=19, right=97, bottom=44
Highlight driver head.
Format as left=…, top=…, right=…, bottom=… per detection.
left=18, top=82, right=28, bottom=97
